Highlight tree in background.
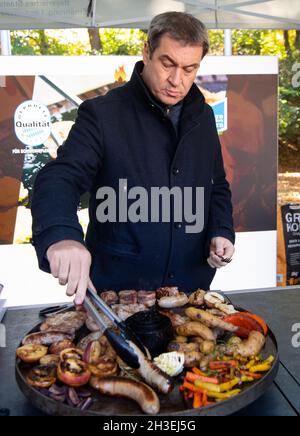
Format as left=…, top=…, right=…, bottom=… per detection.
left=88, top=28, right=103, bottom=52
left=11, top=29, right=89, bottom=55
left=11, top=28, right=147, bottom=56
left=99, top=29, right=147, bottom=55
left=278, top=31, right=300, bottom=170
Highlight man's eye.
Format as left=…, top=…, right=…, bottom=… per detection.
left=184, top=67, right=196, bottom=74
left=162, top=62, right=173, bottom=68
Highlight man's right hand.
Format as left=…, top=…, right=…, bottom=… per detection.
left=46, top=240, right=94, bottom=305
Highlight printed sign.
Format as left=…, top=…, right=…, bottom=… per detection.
left=278, top=204, right=300, bottom=286
left=14, top=100, right=51, bottom=147
left=211, top=98, right=228, bottom=133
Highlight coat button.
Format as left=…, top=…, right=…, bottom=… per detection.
left=172, top=167, right=180, bottom=175
left=175, top=223, right=182, bottom=229
left=168, top=272, right=175, bottom=279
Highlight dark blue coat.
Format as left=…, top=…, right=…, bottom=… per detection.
left=31, top=61, right=235, bottom=293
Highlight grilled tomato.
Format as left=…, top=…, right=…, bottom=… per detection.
left=59, top=347, right=84, bottom=362
left=243, top=312, right=268, bottom=336
left=88, top=356, right=118, bottom=378
left=39, top=354, right=60, bottom=367
left=57, top=358, right=91, bottom=387
left=26, top=365, right=57, bottom=388
left=16, top=344, right=48, bottom=363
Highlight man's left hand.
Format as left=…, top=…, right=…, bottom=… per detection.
left=207, top=237, right=235, bottom=269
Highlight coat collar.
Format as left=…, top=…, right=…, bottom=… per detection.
left=128, top=61, right=206, bottom=134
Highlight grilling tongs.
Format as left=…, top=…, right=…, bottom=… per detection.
left=83, top=288, right=148, bottom=369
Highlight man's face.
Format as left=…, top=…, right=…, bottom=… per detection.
left=142, top=34, right=203, bottom=106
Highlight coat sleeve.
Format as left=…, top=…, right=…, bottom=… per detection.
left=31, top=98, right=104, bottom=272
left=206, top=107, right=235, bottom=249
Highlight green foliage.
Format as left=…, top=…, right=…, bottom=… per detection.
left=232, top=29, right=263, bottom=55
left=10, top=32, right=36, bottom=55
left=279, top=49, right=300, bottom=147
left=11, top=30, right=88, bottom=55
left=231, top=29, right=285, bottom=57
left=10, top=28, right=147, bottom=56
left=99, top=29, right=147, bottom=55
left=208, top=30, right=224, bottom=55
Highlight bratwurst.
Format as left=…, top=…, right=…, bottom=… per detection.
left=226, top=331, right=266, bottom=357
left=185, top=307, right=239, bottom=333
left=176, top=322, right=216, bottom=342
left=90, top=376, right=160, bottom=415
left=127, top=341, right=173, bottom=394
left=158, top=293, right=189, bottom=308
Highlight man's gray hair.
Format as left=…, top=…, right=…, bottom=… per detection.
left=148, top=11, right=209, bottom=58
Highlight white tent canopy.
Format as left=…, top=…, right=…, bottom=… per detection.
left=0, top=0, right=300, bottom=30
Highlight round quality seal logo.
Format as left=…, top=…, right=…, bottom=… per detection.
left=14, top=100, right=51, bottom=146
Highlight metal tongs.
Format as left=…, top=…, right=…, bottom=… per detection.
left=83, top=288, right=148, bottom=369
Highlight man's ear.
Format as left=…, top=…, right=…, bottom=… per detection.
left=143, top=41, right=150, bottom=65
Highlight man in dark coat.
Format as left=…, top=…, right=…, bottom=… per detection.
left=31, top=12, right=235, bottom=304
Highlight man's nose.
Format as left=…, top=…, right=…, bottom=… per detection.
left=168, top=67, right=182, bottom=87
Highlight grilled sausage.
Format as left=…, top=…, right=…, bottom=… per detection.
left=90, top=376, right=160, bottom=415
left=158, top=292, right=189, bottom=308
left=185, top=307, right=238, bottom=332
left=226, top=331, right=266, bottom=357
left=176, top=322, right=216, bottom=342
left=127, top=341, right=173, bottom=394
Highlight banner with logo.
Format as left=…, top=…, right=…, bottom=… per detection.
left=277, top=204, right=300, bottom=286
left=0, top=56, right=278, bottom=296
